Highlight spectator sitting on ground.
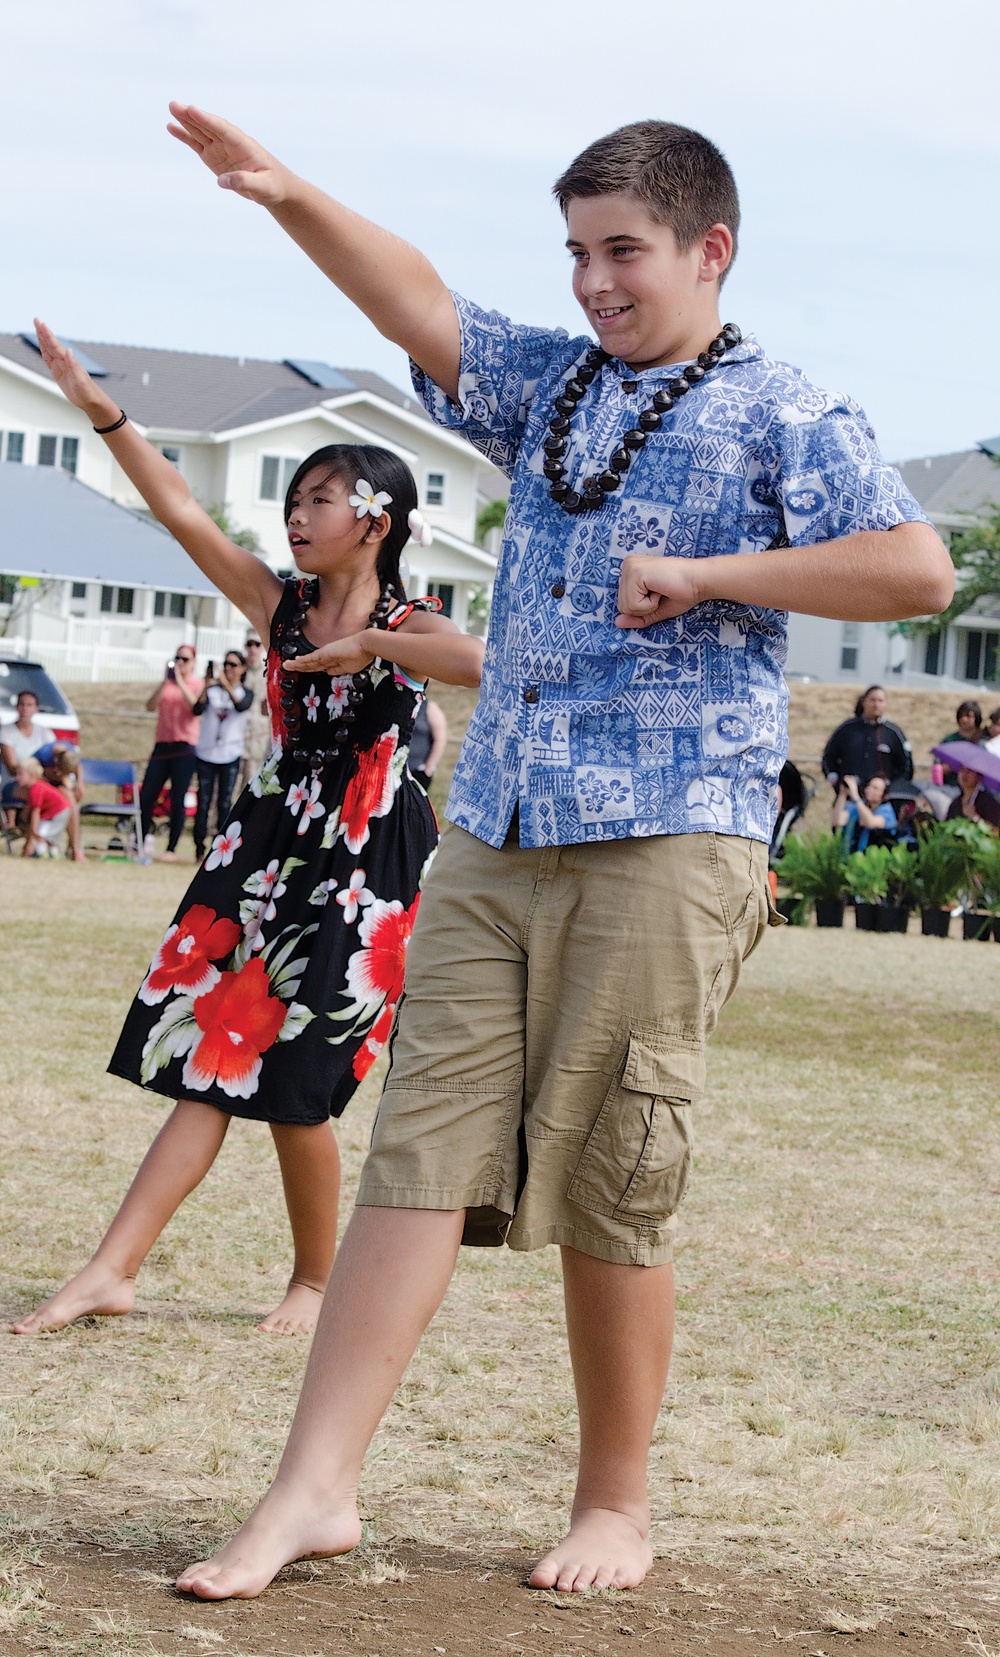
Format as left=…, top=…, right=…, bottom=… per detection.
left=1, top=689, right=47, bottom=826
left=35, top=742, right=86, bottom=861
left=192, top=651, right=253, bottom=862
left=946, top=764, right=1000, bottom=831
left=832, top=772, right=898, bottom=853
left=237, top=631, right=270, bottom=791
left=17, top=757, right=74, bottom=858
left=407, top=697, right=448, bottom=792
left=938, top=699, right=983, bottom=784
left=822, top=684, right=913, bottom=792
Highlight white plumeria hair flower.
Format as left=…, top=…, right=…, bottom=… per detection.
left=407, top=508, right=433, bottom=548
left=348, top=479, right=393, bottom=520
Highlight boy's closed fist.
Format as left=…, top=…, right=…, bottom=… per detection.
left=615, top=554, right=701, bottom=628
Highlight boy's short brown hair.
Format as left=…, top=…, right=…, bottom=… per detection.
left=553, top=120, right=740, bottom=277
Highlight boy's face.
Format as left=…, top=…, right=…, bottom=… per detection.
left=564, top=194, right=731, bottom=370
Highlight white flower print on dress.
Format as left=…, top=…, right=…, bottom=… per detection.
left=303, top=683, right=321, bottom=723
left=308, top=878, right=338, bottom=907
left=326, top=676, right=352, bottom=719
left=336, top=868, right=375, bottom=924
left=296, top=776, right=326, bottom=837
left=205, top=820, right=243, bottom=870
left=285, top=778, right=310, bottom=818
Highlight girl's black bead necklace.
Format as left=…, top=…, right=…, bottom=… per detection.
left=278, top=577, right=396, bottom=769
left=544, top=322, right=742, bottom=514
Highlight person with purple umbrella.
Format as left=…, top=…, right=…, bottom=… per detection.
left=933, top=742, right=1000, bottom=830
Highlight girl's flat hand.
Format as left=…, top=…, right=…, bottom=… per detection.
left=615, top=554, right=701, bottom=628
left=286, top=634, right=376, bottom=677
left=167, top=103, right=290, bottom=206
left=33, top=320, right=109, bottom=418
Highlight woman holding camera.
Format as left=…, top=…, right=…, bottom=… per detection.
left=192, top=650, right=254, bottom=861
left=141, top=646, right=204, bottom=861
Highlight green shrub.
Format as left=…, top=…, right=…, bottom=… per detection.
left=778, top=831, right=847, bottom=902
left=908, top=824, right=966, bottom=910
left=843, top=844, right=891, bottom=903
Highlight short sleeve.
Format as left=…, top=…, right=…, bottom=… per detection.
left=410, top=292, right=577, bottom=478
left=763, top=392, right=930, bottom=547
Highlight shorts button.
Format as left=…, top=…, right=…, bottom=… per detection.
left=523, top=685, right=539, bottom=704
left=550, top=582, right=566, bottom=599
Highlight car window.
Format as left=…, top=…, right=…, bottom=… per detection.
left=0, top=660, right=70, bottom=716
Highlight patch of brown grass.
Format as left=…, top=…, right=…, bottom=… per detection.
left=2, top=859, right=999, bottom=1624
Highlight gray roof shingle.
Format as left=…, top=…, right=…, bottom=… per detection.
left=0, top=332, right=429, bottom=434
left=895, top=447, right=1000, bottom=521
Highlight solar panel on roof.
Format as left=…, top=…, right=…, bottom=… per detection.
left=979, top=436, right=1000, bottom=457
left=21, top=332, right=109, bottom=377
left=284, top=358, right=355, bottom=392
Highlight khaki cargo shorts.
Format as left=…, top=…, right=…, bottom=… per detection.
left=357, top=821, right=771, bottom=1266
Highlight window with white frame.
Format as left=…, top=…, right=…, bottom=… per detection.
left=38, top=434, right=78, bottom=474
left=99, top=584, right=134, bottom=616
left=259, top=454, right=302, bottom=502
left=159, top=445, right=182, bottom=467
left=425, top=470, right=447, bottom=508
left=427, top=580, right=454, bottom=618
left=154, top=591, right=188, bottom=619
left=840, top=621, right=860, bottom=673
left=69, top=581, right=87, bottom=616
left=3, top=432, right=25, bottom=463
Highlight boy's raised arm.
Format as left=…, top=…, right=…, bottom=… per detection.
left=168, top=104, right=461, bottom=400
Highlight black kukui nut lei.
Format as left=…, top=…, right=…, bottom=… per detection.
left=545, top=324, right=741, bottom=515
left=279, top=577, right=396, bottom=769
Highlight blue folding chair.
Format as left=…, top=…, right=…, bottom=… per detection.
left=79, top=758, right=144, bottom=860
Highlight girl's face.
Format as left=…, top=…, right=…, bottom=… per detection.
left=864, top=776, right=888, bottom=807
left=285, top=467, right=386, bottom=577
left=958, top=709, right=978, bottom=735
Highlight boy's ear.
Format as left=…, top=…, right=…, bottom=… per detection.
left=699, top=222, right=734, bottom=284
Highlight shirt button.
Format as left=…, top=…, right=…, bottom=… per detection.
left=550, top=582, right=565, bottom=599
left=523, top=686, right=539, bottom=704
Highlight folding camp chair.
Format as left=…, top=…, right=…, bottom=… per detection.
left=79, top=759, right=144, bottom=860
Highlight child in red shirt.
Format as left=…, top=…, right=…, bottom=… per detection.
left=18, top=757, right=72, bottom=857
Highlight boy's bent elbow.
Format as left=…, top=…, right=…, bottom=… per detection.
left=890, top=522, right=953, bottom=617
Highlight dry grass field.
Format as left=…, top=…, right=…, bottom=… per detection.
left=1, top=857, right=999, bottom=1654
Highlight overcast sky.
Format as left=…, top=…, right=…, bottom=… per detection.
left=3, top=0, right=997, bottom=461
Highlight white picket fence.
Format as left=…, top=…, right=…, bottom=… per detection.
left=5, top=625, right=249, bottom=683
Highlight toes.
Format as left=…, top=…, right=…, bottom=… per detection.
left=527, top=1557, right=558, bottom=1589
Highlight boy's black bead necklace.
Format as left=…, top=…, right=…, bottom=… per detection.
left=544, top=322, right=742, bottom=514
left=278, top=577, right=396, bottom=769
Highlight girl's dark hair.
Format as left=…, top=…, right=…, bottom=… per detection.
left=855, top=685, right=885, bottom=718
left=956, top=699, right=982, bottom=726
left=284, top=444, right=417, bottom=601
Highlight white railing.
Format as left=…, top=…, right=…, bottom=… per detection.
left=4, top=626, right=250, bottom=682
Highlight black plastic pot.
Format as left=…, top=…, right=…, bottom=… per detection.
left=815, top=897, right=845, bottom=928
left=877, top=903, right=910, bottom=934
left=920, top=907, right=951, bottom=938
left=854, top=901, right=879, bottom=931
left=776, top=896, right=799, bottom=920
left=963, top=911, right=993, bottom=942
left=995, top=918, right=1000, bottom=944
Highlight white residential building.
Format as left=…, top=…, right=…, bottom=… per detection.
left=0, top=331, right=505, bottom=679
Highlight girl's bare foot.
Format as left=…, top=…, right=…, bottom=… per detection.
left=176, top=1482, right=361, bottom=1600
left=10, top=1260, right=136, bottom=1334
left=159, top=849, right=178, bottom=862
left=257, top=1281, right=324, bottom=1335
left=528, top=1507, right=653, bottom=1593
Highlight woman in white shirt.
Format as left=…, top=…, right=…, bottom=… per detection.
left=192, top=651, right=254, bottom=860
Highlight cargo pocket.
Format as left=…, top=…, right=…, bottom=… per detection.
left=566, top=1034, right=702, bottom=1223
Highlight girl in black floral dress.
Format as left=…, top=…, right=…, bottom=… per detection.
left=13, top=322, right=483, bottom=1338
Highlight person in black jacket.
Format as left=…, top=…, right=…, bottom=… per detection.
left=822, top=684, right=913, bottom=790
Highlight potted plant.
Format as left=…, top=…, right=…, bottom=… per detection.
left=843, top=844, right=890, bottom=930
left=908, top=823, right=965, bottom=937
left=878, top=842, right=916, bottom=933
left=778, top=831, right=848, bottom=927
left=965, top=829, right=1000, bottom=942
left=949, top=819, right=998, bottom=941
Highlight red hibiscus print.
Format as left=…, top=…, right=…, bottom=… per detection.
left=345, top=893, right=421, bottom=1080
left=339, top=727, right=400, bottom=854
left=138, top=904, right=242, bottom=1006
left=266, top=648, right=286, bottom=743
left=182, top=958, right=288, bottom=1099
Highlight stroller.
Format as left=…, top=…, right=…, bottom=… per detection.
left=770, top=759, right=816, bottom=860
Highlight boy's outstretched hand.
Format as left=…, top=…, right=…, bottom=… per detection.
left=616, top=554, right=701, bottom=627
left=167, top=103, right=289, bottom=206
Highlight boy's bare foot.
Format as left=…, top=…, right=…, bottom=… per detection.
left=176, top=1482, right=361, bottom=1600
left=10, top=1261, right=136, bottom=1334
left=528, top=1507, right=653, bottom=1593
left=257, top=1281, right=323, bottom=1335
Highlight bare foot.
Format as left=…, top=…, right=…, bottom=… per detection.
left=176, top=1481, right=361, bottom=1600
left=10, top=1260, right=135, bottom=1335
left=159, top=850, right=178, bottom=862
left=528, top=1507, right=653, bottom=1593
left=257, top=1281, right=324, bottom=1335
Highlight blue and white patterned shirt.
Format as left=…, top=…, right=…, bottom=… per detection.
left=413, top=294, right=929, bottom=849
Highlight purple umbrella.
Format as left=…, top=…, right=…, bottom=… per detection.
left=932, top=742, right=1000, bottom=789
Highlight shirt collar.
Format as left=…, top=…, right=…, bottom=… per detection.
left=602, top=334, right=763, bottom=382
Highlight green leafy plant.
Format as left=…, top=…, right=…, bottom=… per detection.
left=907, top=824, right=966, bottom=911
left=843, top=844, right=891, bottom=904
left=947, top=817, right=996, bottom=903
left=964, top=827, right=1000, bottom=917
left=885, top=843, right=917, bottom=905
left=778, top=831, right=848, bottom=903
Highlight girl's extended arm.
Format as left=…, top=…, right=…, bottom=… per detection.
left=615, top=522, right=954, bottom=628
left=290, top=612, right=484, bottom=689
left=34, top=322, right=283, bottom=644
left=167, top=105, right=461, bottom=401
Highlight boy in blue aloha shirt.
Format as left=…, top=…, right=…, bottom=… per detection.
left=169, top=107, right=953, bottom=1603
